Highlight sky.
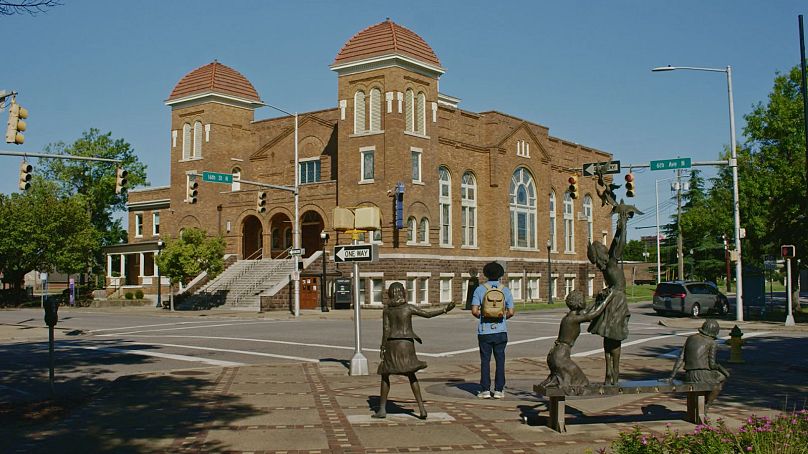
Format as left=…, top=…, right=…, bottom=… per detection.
left=2, top=1, right=806, bottom=240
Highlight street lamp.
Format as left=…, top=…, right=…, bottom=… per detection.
left=546, top=239, right=552, bottom=304
left=156, top=240, right=165, bottom=309
left=652, top=64, right=744, bottom=321
left=264, top=104, right=301, bottom=318
left=319, top=230, right=330, bottom=312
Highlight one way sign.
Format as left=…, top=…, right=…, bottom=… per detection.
left=334, top=244, right=378, bottom=263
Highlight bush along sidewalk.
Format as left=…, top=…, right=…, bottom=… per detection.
left=608, top=410, right=808, bottom=453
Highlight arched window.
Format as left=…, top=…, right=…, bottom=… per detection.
left=509, top=167, right=536, bottom=248
left=419, top=217, right=429, bottom=244
left=354, top=90, right=366, bottom=134
left=407, top=217, right=417, bottom=244
left=405, top=89, right=414, bottom=132
left=563, top=192, right=575, bottom=252
left=272, top=228, right=281, bottom=249
left=438, top=166, right=451, bottom=246
left=461, top=172, right=477, bottom=247
left=583, top=195, right=593, bottom=244
left=284, top=227, right=292, bottom=250
left=231, top=167, right=241, bottom=191
left=182, top=123, right=191, bottom=159
left=416, top=91, right=426, bottom=134
left=369, top=88, right=381, bottom=132
left=549, top=191, right=557, bottom=252
left=193, top=121, right=203, bottom=158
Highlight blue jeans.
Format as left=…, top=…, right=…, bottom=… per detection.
left=478, top=332, right=508, bottom=392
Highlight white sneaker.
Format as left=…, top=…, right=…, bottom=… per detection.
left=477, top=390, right=491, bottom=399
left=492, top=390, right=505, bottom=399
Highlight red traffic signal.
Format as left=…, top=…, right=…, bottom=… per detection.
left=567, top=175, right=579, bottom=199
left=781, top=245, right=796, bottom=258
left=625, top=172, right=636, bottom=197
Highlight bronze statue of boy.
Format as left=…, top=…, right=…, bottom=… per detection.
left=669, top=319, right=730, bottom=407
left=373, top=282, right=455, bottom=419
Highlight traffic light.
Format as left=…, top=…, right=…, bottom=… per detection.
left=625, top=172, right=636, bottom=197
left=5, top=102, right=28, bottom=144
left=115, top=167, right=128, bottom=194
left=19, top=161, right=32, bottom=191
left=567, top=175, right=578, bottom=199
left=187, top=179, right=198, bottom=204
left=257, top=191, right=267, bottom=213
left=781, top=244, right=796, bottom=258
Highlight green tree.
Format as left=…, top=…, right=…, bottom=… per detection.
left=154, top=228, right=226, bottom=287
left=0, top=180, right=98, bottom=290
left=622, top=239, right=647, bottom=261
left=39, top=129, right=148, bottom=263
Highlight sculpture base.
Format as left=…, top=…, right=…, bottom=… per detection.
left=350, top=352, right=369, bottom=376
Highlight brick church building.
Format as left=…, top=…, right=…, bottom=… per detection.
left=104, top=19, right=614, bottom=310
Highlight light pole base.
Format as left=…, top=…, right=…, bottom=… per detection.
left=785, top=314, right=796, bottom=327
left=350, top=352, right=369, bottom=376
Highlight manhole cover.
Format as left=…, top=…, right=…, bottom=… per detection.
left=170, top=370, right=211, bottom=376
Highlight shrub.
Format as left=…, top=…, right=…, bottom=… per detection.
left=124, top=292, right=134, bottom=300
left=610, top=410, right=808, bottom=454
left=134, top=289, right=144, bottom=299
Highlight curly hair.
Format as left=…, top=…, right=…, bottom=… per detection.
left=565, top=290, right=586, bottom=311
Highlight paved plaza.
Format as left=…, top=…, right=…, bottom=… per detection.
left=1, top=305, right=807, bottom=453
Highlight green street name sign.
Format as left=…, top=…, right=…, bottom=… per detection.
left=202, top=171, right=233, bottom=184
left=650, top=158, right=692, bottom=171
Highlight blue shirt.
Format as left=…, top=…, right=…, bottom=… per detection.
left=471, top=280, right=514, bottom=335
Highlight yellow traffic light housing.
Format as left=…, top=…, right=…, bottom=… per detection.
left=567, top=175, right=579, bottom=199
left=625, top=173, right=636, bottom=197
left=187, top=179, right=199, bottom=204
left=257, top=191, right=267, bottom=213
left=5, top=102, right=28, bottom=145
left=115, top=167, right=128, bottom=194
left=19, top=161, right=32, bottom=191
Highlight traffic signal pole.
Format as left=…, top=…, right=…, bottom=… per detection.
left=0, top=150, right=122, bottom=163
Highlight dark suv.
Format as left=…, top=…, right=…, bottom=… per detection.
left=652, top=281, right=729, bottom=317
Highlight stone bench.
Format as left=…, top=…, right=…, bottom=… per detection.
left=533, top=379, right=721, bottom=432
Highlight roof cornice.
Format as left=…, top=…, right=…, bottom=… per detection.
left=330, top=53, right=445, bottom=78
left=165, top=91, right=265, bottom=109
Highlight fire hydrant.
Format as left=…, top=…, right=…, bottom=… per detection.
left=727, top=325, right=744, bottom=364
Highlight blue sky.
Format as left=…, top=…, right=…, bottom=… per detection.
left=3, top=1, right=806, bottom=240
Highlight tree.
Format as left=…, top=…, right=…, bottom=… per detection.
left=0, top=0, right=60, bottom=15
left=621, top=239, right=647, bottom=262
left=154, top=228, right=226, bottom=288
left=40, top=129, right=148, bottom=267
left=0, top=180, right=98, bottom=290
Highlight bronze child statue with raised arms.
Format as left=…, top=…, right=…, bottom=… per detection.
left=373, top=282, right=455, bottom=419
left=539, top=289, right=613, bottom=394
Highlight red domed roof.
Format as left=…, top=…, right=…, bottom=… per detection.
left=167, top=61, right=261, bottom=103
left=333, top=19, right=441, bottom=68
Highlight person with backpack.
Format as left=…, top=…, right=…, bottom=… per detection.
left=471, top=261, right=514, bottom=399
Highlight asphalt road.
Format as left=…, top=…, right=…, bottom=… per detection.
left=0, top=304, right=802, bottom=401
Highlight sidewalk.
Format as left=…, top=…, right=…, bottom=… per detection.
left=4, top=337, right=805, bottom=453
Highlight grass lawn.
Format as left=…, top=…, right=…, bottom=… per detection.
left=514, top=284, right=657, bottom=312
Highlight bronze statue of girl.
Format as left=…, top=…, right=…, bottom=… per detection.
left=587, top=207, right=633, bottom=385
left=373, top=282, right=455, bottom=419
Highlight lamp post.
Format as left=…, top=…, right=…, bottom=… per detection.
left=264, top=104, right=301, bottom=318
left=546, top=239, right=552, bottom=304
left=156, top=240, right=165, bottom=309
left=319, top=230, right=329, bottom=312
left=652, top=65, right=744, bottom=321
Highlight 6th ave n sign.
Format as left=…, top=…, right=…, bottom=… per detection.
left=334, top=244, right=378, bottom=263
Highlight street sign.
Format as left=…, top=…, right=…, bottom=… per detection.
left=202, top=171, right=233, bottom=184
left=650, top=158, right=692, bottom=171
left=289, top=248, right=304, bottom=256
left=334, top=244, right=378, bottom=263
left=582, top=160, right=621, bottom=177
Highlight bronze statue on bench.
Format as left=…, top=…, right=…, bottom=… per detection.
left=669, top=319, right=730, bottom=408
left=373, top=282, right=455, bottom=420
left=539, top=289, right=614, bottom=394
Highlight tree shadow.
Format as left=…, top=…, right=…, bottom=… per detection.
left=0, top=338, right=262, bottom=452
left=622, top=335, right=808, bottom=411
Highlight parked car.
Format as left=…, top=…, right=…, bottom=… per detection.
left=652, top=281, right=729, bottom=317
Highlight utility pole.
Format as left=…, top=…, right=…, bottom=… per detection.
left=676, top=169, right=684, bottom=281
